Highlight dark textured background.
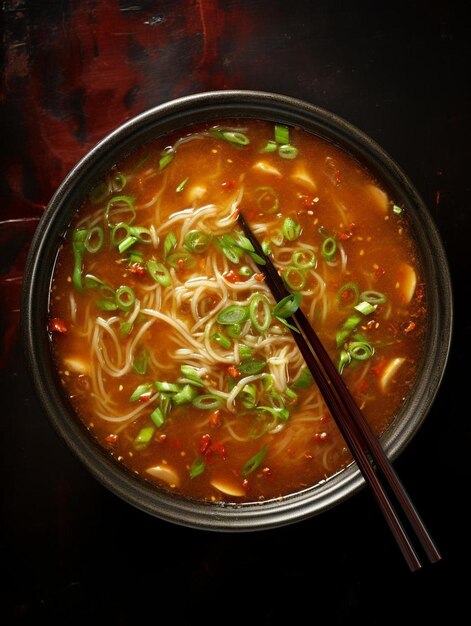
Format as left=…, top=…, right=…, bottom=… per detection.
left=1, top=1, right=469, bottom=623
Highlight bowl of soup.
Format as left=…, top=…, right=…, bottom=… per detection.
left=22, top=90, right=452, bottom=530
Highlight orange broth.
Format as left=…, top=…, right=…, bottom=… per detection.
left=49, top=119, right=427, bottom=502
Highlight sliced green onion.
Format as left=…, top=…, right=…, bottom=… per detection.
left=348, top=341, right=374, bottom=360
left=234, top=233, right=255, bottom=252
left=112, top=172, right=126, bottom=192
left=211, top=333, right=232, bottom=349
left=275, top=316, right=300, bottom=333
left=291, top=249, right=316, bottom=269
left=190, top=455, right=206, bottom=479
left=338, top=349, right=351, bottom=374
left=133, top=425, right=155, bottom=449
left=272, top=293, right=302, bottom=319
left=147, top=260, right=171, bottom=287
left=274, top=124, right=290, bottom=145
left=282, top=266, right=306, bottom=291
left=120, top=321, right=133, bottom=337
left=260, top=140, right=277, bottom=153
left=159, top=395, right=172, bottom=418
left=105, top=196, right=135, bottom=228
left=239, top=360, right=266, bottom=375
left=278, top=144, right=298, bottom=159
left=132, top=348, right=149, bottom=375
left=95, top=299, right=118, bottom=311
left=179, top=365, right=205, bottom=388
left=262, top=240, right=271, bottom=255
left=129, top=226, right=153, bottom=243
left=238, top=266, right=253, bottom=277
left=84, top=274, right=105, bottom=289
left=322, top=236, right=337, bottom=261
left=116, top=285, right=135, bottom=311
left=221, top=131, right=250, bottom=145
left=84, top=226, right=104, bottom=253
left=270, top=229, right=284, bottom=247
left=360, top=290, right=387, bottom=305
left=293, top=367, right=314, bottom=388
left=184, top=230, right=212, bottom=253
left=72, top=228, right=87, bottom=292
left=129, top=250, right=144, bottom=264
left=155, top=381, right=182, bottom=393
left=227, top=323, right=243, bottom=339
left=337, top=282, right=360, bottom=308
left=176, top=176, right=189, bottom=192
left=262, top=375, right=275, bottom=392
left=118, top=235, right=138, bottom=254
left=247, top=250, right=266, bottom=265
left=238, top=344, right=252, bottom=360
left=242, top=445, right=268, bottom=476
left=159, top=146, right=174, bottom=170
left=248, top=415, right=271, bottom=439
left=258, top=405, right=290, bottom=422
left=336, top=314, right=362, bottom=347
left=129, top=383, right=153, bottom=402
left=192, top=394, right=224, bottom=410
left=284, top=387, right=297, bottom=400
left=216, top=236, right=244, bottom=264
left=163, top=231, right=177, bottom=259
left=166, top=252, right=196, bottom=270
left=392, top=204, right=403, bottom=215
left=249, top=294, right=272, bottom=333
left=173, top=384, right=198, bottom=405
left=354, top=301, right=377, bottom=316
left=217, top=305, right=249, bottom=325
left=282, top=216, right=302, bottom=241
left=150, top=407, right=165, bottom=428
left=254, top=186, right=280, bottom=213
left=240, top=383, right=257, bottom=409
left=111, top=222, right=130, bottom=247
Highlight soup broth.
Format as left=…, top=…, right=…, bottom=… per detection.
left=49, top=119, right=426, bottom=502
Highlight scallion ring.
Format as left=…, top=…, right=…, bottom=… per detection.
left=322, top=236, right=337, bottom=261
left=242, top=445, right=268, bottom=476
left=84, top=226, right=104, bottom=253
left=291, top=249, right=316, bottom=269
left=216, top=305, right=249, bottom=325
left=192, top=395, right=224, bottom=410
left=115, top=285, right=136, bottom=311
left=282, top=266, right=306, bottom=291
left=282, top=216, right=302, bottom=241
left=360, top=290, right=387, bottom=305
left=272, top=293, right=302, bottom=319
left=278, top=144, right=298, bottom=159
left=166, top=252, right=196, bottom=270
left=249, top=294, right=272, bottom=333
left=105, top=195, right=135, bottom=228
left=184, top=230, right=212, bottom=253
left=336, top=282, right=360, bottom=308
left=254, top=186, right=279, bottom=214
left=147, top=259, right=171, bottom=287
left=347, top=341, right=374, bottom=360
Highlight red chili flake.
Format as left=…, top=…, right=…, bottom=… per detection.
left=223, top=270, right=239, bottom=283
left=365, top=319, right=377, bottom=331
left=262, top=466, right=272, bottom=477
left=313, top=432, right=328, bottom=442
left=242, top=479, right=250, bottom=491
left=402, top=321, right=416, bottom=334
left=209, top=410, right=222, bottom=428
left=138, top=393, right=152, bottom=403
left=105, top=434, right=118, bottom=444
left=159, top=434, right=167, bottom=443
left=375, top=266, right=385, bottom=278
left=128, top=262, right=146, bottom=276
left=254, top=272, right=265, bottom=282
left=48, top=317, right=67, bottom=333
left=177, top=258, right=186, bottom=271
left=209, top=441, right=226, bottom=460
left=221, top=180, right=235, bottom=191
left=227, top=365, right=240, bottom=378
left=200, top=433, right=212, bottom=455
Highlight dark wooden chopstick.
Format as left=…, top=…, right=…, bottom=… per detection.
left=238, top=212, right=441, bottom=571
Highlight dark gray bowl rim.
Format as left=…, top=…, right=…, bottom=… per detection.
left=21, top=89, right=453, bottom=531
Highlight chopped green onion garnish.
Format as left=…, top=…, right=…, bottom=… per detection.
left=211, top=333, right=232, bottom=349
left=155, top=381, right=182, bottom=393
left=254, top=186, right=280, bottom=213
left=129, top=226, right=152, bottom=243
left=159, top=147, right=174, bottom=170
left=249, top=294, right=272, bottom=333
left=240, top=383, right=257, bottom=409
left=261, top=240, right=271, bottom=255
left=112, top=172, right=126, bottom=192
left=118, top=235, right=138, bottom=254
left=220, top=131, right=249, bottom=145
left=354, top=301, right=377, bottom=316
left=348, top=341, right=374, bottom=360
left=278, top=144, right=298, bottom=159
left=132, top=348, right=149, bottom=375
left=111, top=222, right=129, bottom=247
left=189, top=455, right=206, bottom=479
left=95, top=299, right=118, bottom=311
left=282, top=266, right=306, bottom=291
left=336, top=314, right=362, bottom=347
left=217, top=305, right=249, bottom=325
left=238, top=266, right=253, bottom=277
left=258, top=405, right=290, bottom=422
left=282, top=216, right=302, bottom=241
left=184, top=230, right=212, bottom=253
left=360, top=290, right=386, bottom=305
left=166, top=252, right=196, bottom=270
left=337, top=282, right=360, bottom=308
left=105, top=196, right=135, bottom=228
left=291, top=249, right=316, bottom=269
left=192, top=394, right=224, bottom=410
left=274, top=124, right=290, bottom=145
left=242, top=444, right=268, bottom=476
left=163, top=231, right=177, bottom=259
left=133, top=425, right=155, bottom=449
left=115, top=285, right=135, bottom=311
left=270, top=229, right=284, bottom=247
left=176, top=176, right=189, bottom=192
left=150, top=407, right=165, bottom=428
left=292, top=367, right=314, bottom=388
left=392, top=204, right=403, bottom=214
left=238, top=344, right=252, bottom=360
left=173, top=384, right=198, bottom=405
left=84, top=226, right=104, bottom=253
left=275, top=316, right=300, bottom=333
left=227, top=323, right=243, bottom=338
left=272, top=293, right=302, bottom=319
left=179, top=365, right=205, bottom=388
left=72, top=228, right=87, bottom=292
left=129, top=383, right=153, bottom=402
left=120, top=321, right=133, bottom=337
left=322, top=236, right=337, bottom=261
left=84, top=273, right=105, bottom=289
left=147, top=259, right=171, bottom=287
left=238, top=360, right=266, bottom=375
left=338, top=349, right=351, bottom=374
left=260, top=140, right=277, bottom=153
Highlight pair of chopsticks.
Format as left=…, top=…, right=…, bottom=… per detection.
left=238, top=213, right=440, bottom=571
